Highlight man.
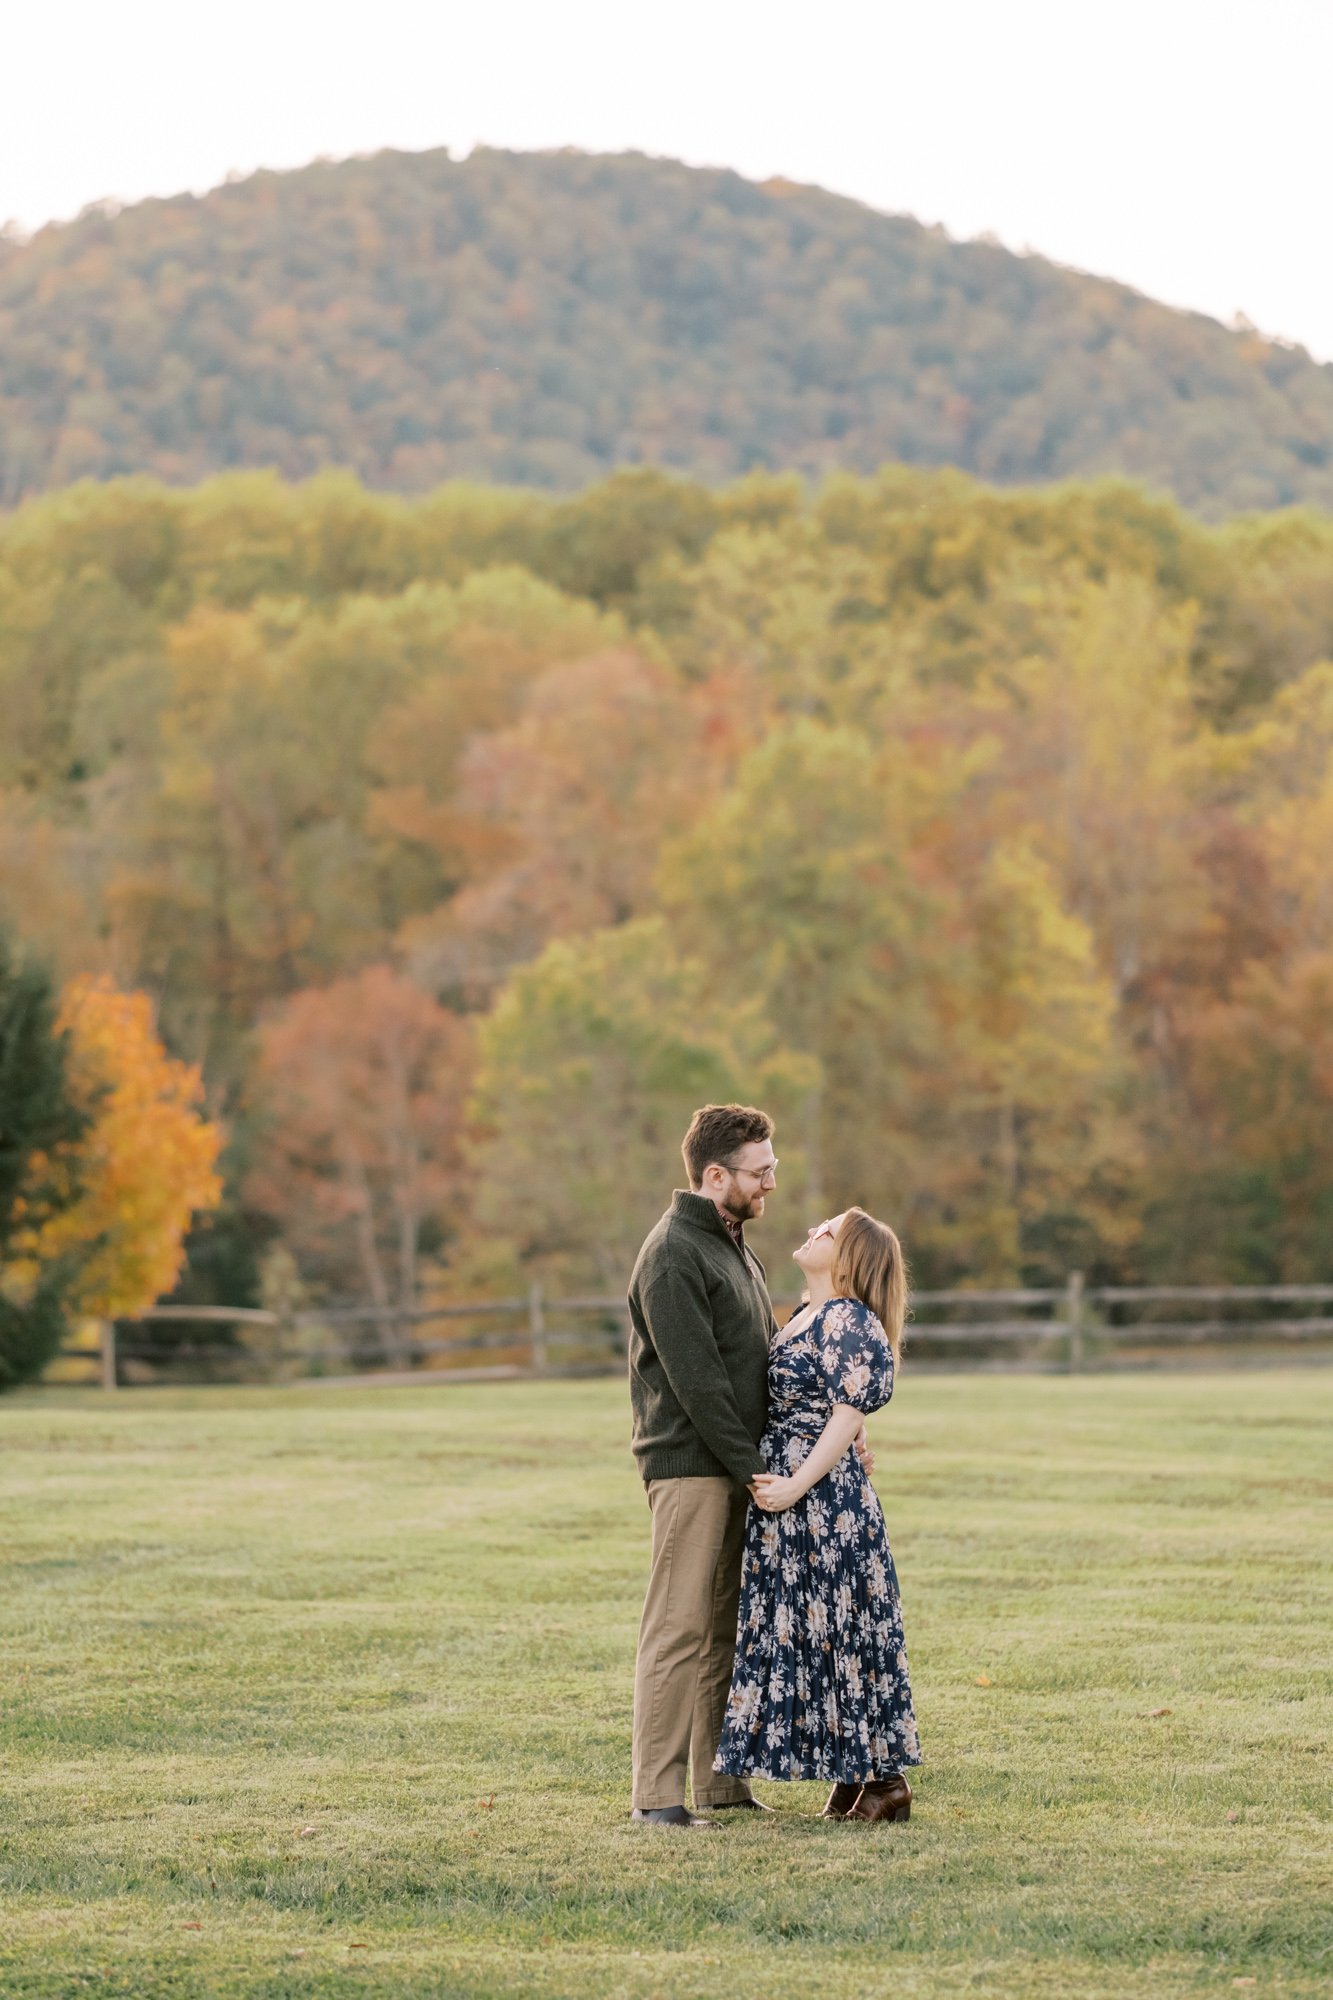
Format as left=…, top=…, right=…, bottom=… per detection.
left=626, top=1102, right=781, bottom=1828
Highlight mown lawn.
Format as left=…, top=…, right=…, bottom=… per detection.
left=1, top=1370, right=1328, bottom=1999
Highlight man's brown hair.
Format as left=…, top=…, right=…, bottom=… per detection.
left=681, top=1104, right=774, bottom=1191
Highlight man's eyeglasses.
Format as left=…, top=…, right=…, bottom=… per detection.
left=726, top=1160, right=778, bottom=1187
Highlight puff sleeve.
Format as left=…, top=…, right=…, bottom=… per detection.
left=814, top=1297, right=893, bottom=1415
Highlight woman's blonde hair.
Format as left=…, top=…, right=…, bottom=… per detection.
left=830, top=1207, right=909, bottom=1367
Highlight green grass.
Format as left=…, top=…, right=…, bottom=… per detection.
left=1, top=1371, right=1329, bottom=2000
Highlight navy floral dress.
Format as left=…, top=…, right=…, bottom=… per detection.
left=714, top=1296, right=921, bottom=1784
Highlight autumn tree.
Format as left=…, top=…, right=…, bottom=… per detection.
left=402, top=648, right=732, bottom=1002
left=367, top=570, right=622, bottom=962
left=944, top=837, right=1137, bottom=1279
left=662, top=719, right=1133, bottom=1283
left=17, top=977, right=224, bottom=1323
left=1231, top=658, right=1333, bottom=955
left=1135, top=656, right=1333, bottom=1279
left=1140, top=954, right=1333, bottom=1283
left=247, top=967, right=472, bottom=1321
left=975, top=576, right=1211, bottom=1003
left=98, top=568, right=615, bottom=1081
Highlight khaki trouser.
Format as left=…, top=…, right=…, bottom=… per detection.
left=631, top=1476, right=754, bottom=1811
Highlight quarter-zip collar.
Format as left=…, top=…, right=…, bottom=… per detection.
left=670, top=1188, right=765, bottom=1285
left=671, top=1188, right=740, bottom=1242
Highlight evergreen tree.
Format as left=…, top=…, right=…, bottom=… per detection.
left=0, top=930, right=86, bottom=1388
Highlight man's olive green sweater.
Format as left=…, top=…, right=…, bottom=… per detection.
left=628, top=1189, right=776, bottom=1487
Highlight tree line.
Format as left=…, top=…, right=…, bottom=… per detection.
left=1, top=461, right=1332, bottom=1369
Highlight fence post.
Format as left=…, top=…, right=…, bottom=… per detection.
left=100, top=1319, right=117, bottom=1392
left=391, top=1308, right=412, bottom=1372
left=1065, top=1270, right=1085, bottom=1374
left=528, top=1281, right=547, bottom=1373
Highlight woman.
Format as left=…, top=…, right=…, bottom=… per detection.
left=713, top=1207, right=920, bottom=1821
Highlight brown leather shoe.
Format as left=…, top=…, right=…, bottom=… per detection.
left=820, top=1783, right=864, bottom=1820
left=845, top=1774, right=912, bottom=1823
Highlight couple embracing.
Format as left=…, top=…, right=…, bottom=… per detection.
left=627, top=1102, right=920, bottom=1829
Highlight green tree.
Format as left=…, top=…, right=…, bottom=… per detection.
left=661, top=719, right=933, bottom=1226
left=0, top=932, right=86, bottom=1387
left=468, top=919, right=814, bottom=1292
left=533, top=468, right=719, bottom=612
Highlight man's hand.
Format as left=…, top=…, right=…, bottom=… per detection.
left=854, top=1423, right=876, bottom=1477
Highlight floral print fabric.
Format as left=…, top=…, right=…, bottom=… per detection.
left=714, top=1296, right=921, bottom=1783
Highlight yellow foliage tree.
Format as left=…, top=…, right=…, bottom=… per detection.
left=23, top=978, right=224, bottom=1319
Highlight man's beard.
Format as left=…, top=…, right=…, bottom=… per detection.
left=721, top=1187, right=761, bottom=1223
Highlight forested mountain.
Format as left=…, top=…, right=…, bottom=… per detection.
left=1, top=147, right=1331, bottom=516
left=3, top=464, right=1333, bottom=1306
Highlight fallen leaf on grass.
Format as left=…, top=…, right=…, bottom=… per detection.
left=181, top=1923, right=202, bottom=1931
left=974, top=1674, right=992, bottom=1687
left=1232, top=1980, right=1257, bottom=1989
left=297, top=1825, right=317, bottom=1837
left=289, top=1949, right=306, bottom=1959
left=1226, top=1810, right=1241, bottom=1823
left=347, top=1941, right=369, bottom=1950
left=1144, top=1706, right=1173, bottom=1718
left=476, top=1794, right=496, bottom=1811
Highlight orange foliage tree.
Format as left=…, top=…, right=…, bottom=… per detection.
left=401, top=648, right=732, bottom=1002
left=24, top=978, right=224, bottom=1319
left=246, top=966, right=472, bottom=1312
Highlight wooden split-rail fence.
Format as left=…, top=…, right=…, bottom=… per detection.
left=56, top=1276, right=1333, bottom=1389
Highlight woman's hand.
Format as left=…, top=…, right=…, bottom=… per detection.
left=750, top=1406, right=866, bottom=1516
left=750, top=1472, right=803, bottom=1513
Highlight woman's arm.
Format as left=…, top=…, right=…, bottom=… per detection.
left=749, top=1404, right=865, bottom=1513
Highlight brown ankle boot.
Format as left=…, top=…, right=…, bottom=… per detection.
left=845, top=1774, right=912, bottom=1823
left=819, top=1782, right=863, bottom=1820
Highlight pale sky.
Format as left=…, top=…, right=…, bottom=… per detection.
left=5, top=0, right=1331, bottom=360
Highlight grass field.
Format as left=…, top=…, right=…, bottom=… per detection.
left=1, top=1371, right=1329, bottom=2000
